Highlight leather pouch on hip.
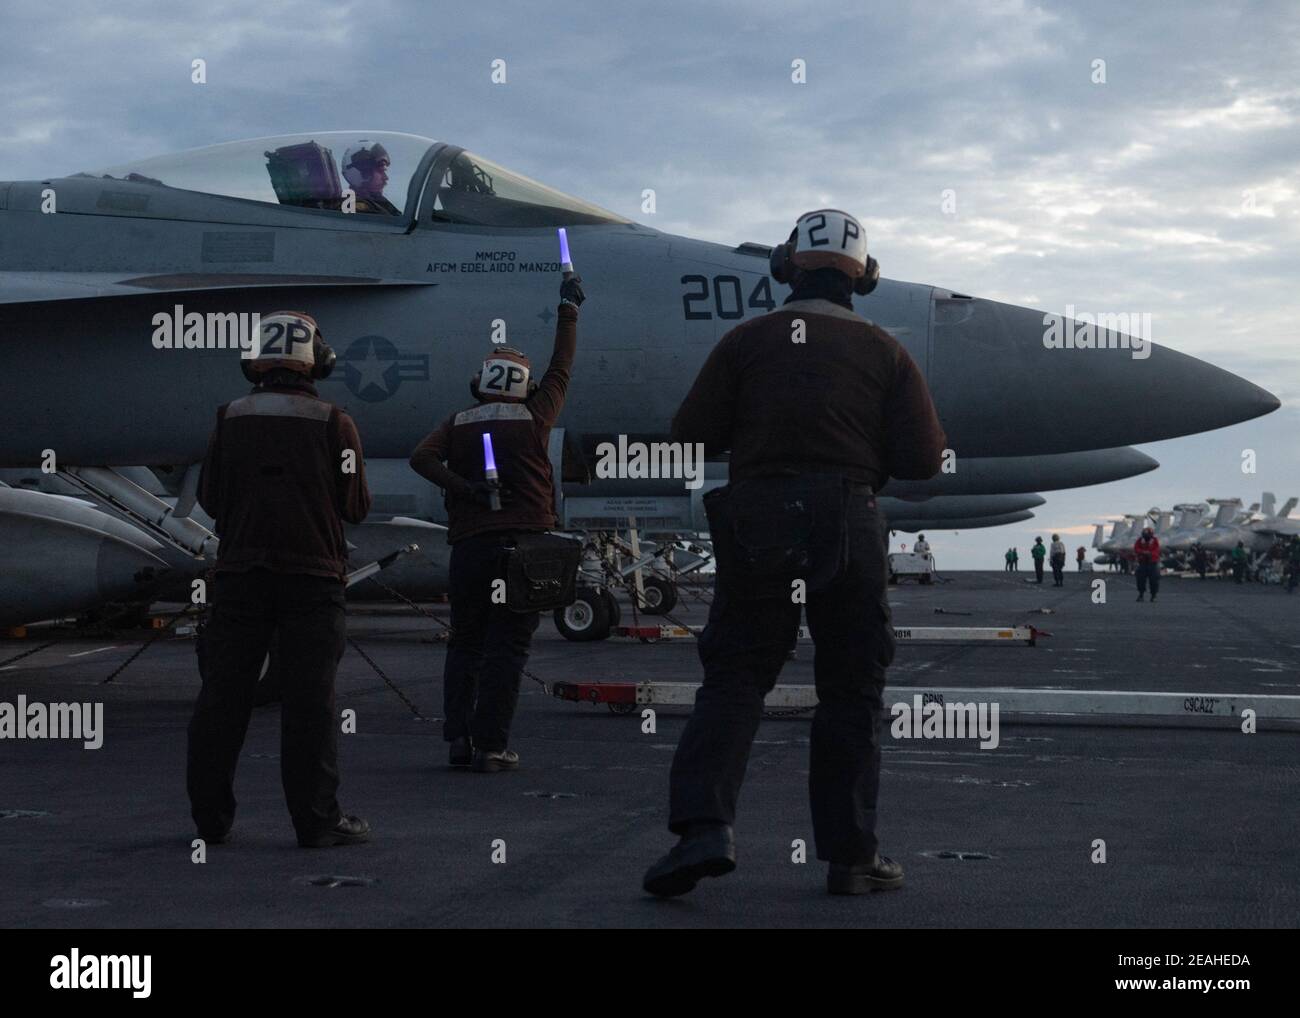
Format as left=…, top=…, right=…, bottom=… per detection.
left=705, top=475, right=849, bottom=600
left=504, top=533, right=583, bottom=612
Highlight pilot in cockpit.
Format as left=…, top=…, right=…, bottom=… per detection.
left=342, top=143, right=401, bottom=216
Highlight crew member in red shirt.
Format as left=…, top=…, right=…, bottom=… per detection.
left=1133, top=525, right=1161, bottom=602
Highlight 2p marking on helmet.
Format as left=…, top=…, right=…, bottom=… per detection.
left=769, top=208, right=880, bottom=297
left=241, top=310, right=336, bottom=383
left=471, top=346, right=537, bottom=402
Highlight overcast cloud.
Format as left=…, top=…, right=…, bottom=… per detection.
left=1, top=0, right=1295, bottom=566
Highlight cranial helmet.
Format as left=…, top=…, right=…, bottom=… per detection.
left=241, top=310, right=335, bottom=382
left=342, top=142, right=392, bottom=190
left=471, top=346, right=536, bottom=402
left=769, top=209, right=880, bottom=295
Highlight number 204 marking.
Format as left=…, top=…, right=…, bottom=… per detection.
left=681, top=274, right=775, bottom=321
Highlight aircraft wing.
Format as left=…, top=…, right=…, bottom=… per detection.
left=0, top=271, right=434, bottom=306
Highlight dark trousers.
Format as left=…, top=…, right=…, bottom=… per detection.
left=1033, top=558, right=1044, bottom=582
left=1050, top=554, right=1065, bottom=585
left=668, top=485, right=893, bottom=865
left=443, top=532, right=541, bottom=752
left=188, top=569, right=346, bottom=839
left=1135, top=561, right=1160, bottom=598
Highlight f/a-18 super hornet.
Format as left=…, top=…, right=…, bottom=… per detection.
left=0, top=132, right=1281, bottom=624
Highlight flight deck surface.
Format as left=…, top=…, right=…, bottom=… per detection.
left=2, top=570, right=1296, bottom=928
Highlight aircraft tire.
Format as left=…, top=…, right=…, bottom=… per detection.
left=555, top=586, right=611, bottom=642
left=638, top=576, right=677, bottom=615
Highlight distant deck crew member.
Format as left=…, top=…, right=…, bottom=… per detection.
left=189, top=311, right=372, bottom=848
left=1076, top=546, right=1086, bottom=570
left=410, top=273, right=586, bottom=772
left=1049, top=534, right=1066, bottom=586
left=1134, top=526, right=1161, bottom=602
left=644, top=209, right=947, bottom=898
left=1192, top=542, right=1209, bottom=579
left=1004, top=548, right=1015, bottom=572
left=1231, top=541, right=1248, bottom=584
left=913, top=534, right=931, bottom=560
left=1030, top=537, right=1046, bottom=583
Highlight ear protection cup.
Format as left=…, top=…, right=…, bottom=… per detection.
left=854, top=255, right=881, bottom=296
left=312, top=336, right=336, bottom=379
left=768, top=229, right=797, bottom=284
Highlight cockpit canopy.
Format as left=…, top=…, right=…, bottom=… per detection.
left=87, top=131, right=627, bottom=226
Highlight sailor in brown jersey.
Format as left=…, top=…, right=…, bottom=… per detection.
left=187, top=311, right=373, bottom=849
left=644, top=210, right=947, bottom=898
left=410, top=274, right=586, bottom=772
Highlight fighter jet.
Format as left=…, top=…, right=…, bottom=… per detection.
left=1249, top=492, right=1300, bottom=539
left=0, top=131, right=1281, bottom=622
left=1198, top=499, right=1271, bottom=553
left=1097, top=514, right=1147, bottom=562
left=1161, top=503, right=1211, bottom=552
left=0, top=131, right=1278, bottom=464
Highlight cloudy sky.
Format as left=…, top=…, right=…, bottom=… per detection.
left=2, top=0, right=1296, bottom=567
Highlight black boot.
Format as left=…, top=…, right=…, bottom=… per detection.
left=828, top=855, right=905, bottom=894
left=449, top=736, right=473, bottom=768
left=643, top=823, right=736, bottom=897
left=297, top=814, right=370, bottom=848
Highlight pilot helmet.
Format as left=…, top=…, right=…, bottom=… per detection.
left=342, top=142, right=392, bottom=190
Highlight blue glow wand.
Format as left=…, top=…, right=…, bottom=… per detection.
left=482, top=432, right=501, bottom=511
left=558, top=227, right=574, bottom=278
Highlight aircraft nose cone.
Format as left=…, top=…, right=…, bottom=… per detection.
left=929, top=298, right=1281, bottom=457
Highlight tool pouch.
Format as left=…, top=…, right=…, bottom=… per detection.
left=504, top=533, right=583, bottom=612
left=705, top=474, right=850, bottom=600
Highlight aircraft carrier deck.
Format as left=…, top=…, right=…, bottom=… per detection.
left=2, top=570, right=1297, bottom=929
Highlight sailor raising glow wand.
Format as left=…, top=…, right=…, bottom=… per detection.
left=558, top=227, right=574, bottom=279
left=482, top=431, right=502, bottom=512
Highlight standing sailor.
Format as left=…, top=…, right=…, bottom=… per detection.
left=644, top=210, right=946, bottom=897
